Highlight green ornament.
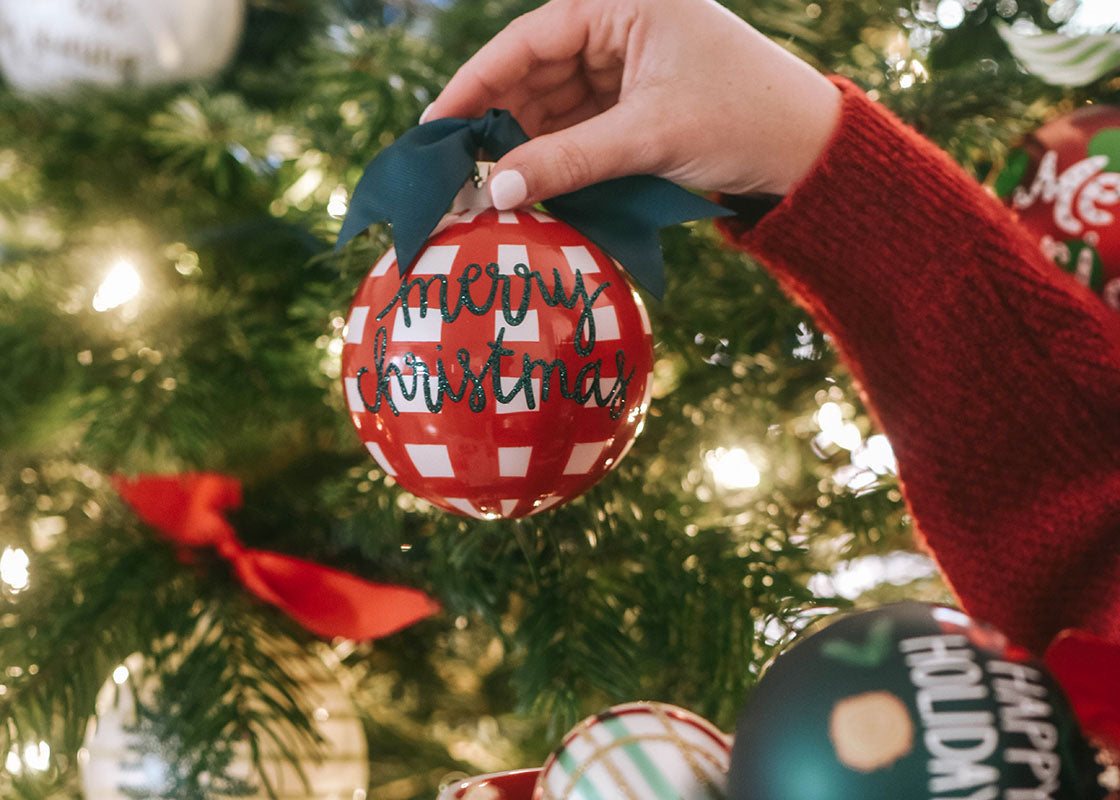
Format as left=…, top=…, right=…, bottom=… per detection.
left=995, top=149, right=1030, bottom=199
left=728, top=603, right=1105, bottom=800
left=1087, top=129, right=1120, bottom=174
left=1059, top=239, right=1105, bottom=291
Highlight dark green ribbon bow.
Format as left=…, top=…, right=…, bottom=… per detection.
left=336, top=109, right=733, bottom=299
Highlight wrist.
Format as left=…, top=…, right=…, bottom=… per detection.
left=769, top=73, right=843, bottom=194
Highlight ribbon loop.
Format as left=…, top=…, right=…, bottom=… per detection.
left=114, top=473, right=439, bottom=641
left=1045, top=629, right=1120, bottom=758
left=463, top=107, right=531, bottom=160
left=114, top=473, right=240, bottom=549
left=336, top=109, right=733, bottom=299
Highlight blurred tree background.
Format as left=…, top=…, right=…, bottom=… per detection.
left=0, top=0, right=1116, bottom=797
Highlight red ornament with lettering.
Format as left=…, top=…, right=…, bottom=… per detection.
left=998, top=105, right=1120, bottom=310
left=341, top=194, right=654, bottom=520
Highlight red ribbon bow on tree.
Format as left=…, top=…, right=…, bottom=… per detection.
left=113, top=473, right=440, bottom=641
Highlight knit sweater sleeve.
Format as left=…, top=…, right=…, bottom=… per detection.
left=716, top=77, right=1120, bottom=654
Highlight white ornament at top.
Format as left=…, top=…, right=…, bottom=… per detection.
left=80, top=648, right=369, bottom=800
left=0, top=0, right=246, bottom=94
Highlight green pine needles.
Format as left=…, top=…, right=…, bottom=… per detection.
left=2, top=0, right=1110, bottom=797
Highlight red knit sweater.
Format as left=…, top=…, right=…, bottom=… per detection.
left=717, top=78, right=1120, bottom=655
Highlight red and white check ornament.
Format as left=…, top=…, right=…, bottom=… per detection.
left=342, top=178, right=654, bottom=519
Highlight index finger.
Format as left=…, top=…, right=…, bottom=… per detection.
left=425, top=0, right=594, bottom=121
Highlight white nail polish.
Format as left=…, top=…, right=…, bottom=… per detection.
left=489, top=170, right=527, bottom=210
left=419, top=102, right=434, bottom=124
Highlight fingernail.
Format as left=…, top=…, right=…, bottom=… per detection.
left=489, top=169, right=527, bottom=210
left=419, top=102, right=434, bottom=124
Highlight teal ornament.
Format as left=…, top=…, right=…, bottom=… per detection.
left=335, top=109, right=733, bottom=299
left=728, top=603, right=1106, bottom=800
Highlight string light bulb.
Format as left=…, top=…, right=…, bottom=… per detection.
left=704, top=447, right=761, bottom=490
left=5, top=741, right=50, bottom=774
left=327, top=186, right=349, bottom=218
left=817, top=401, right=862, bottom=451
left=936, top=0, right=966, bottom=29
left=92, top=259, right=142, bottom=312
left=852, top=434, right=897, bottom=475
left=0, top=546, right=29, bottom=592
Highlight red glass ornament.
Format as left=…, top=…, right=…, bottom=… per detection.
left=1001, top=105, right=1120, bottom=310
left=438, top=769, right=539, bottom=800
left=341, top=200, right=655, bottom=520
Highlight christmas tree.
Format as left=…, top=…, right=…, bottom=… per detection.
left=1, top=0, right=1116, bottom=797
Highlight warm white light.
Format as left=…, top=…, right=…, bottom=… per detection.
left=22, top=742, right=49, bottom=772
left=704, top=447, right=761, bottom=490
left=320, top=333, right=346, bottom=379
left=0, top=547, right=29, bottom=592
left=808, top=552, right=940, bottom=599
left=30, top=516, right=66, bottom=551
left=92, top=260, right=142, bottom=312
left=853, top=434, right=897, bottom=475
left=936, top=0, right=966, bottom=29
left=817, top=401, right=862, bottom=451
left=833, top=465, right=878, bottom=491
left=818, top=401, right=843, bottom=433
left=899, top=72, right=916, bottom=89
left=112, top=664, right=130, bottom=685
left=285, top=168, right=324, bottom=205
left=328, top=186, right=349, bottom=218
left=5, top=742, right=50, bottom=775
left=834, top=423, right=862, bottom=451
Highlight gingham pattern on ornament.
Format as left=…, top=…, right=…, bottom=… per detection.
left=342, top=207, right=655, bottom=519
left=534, top=702, right=731, bottom=800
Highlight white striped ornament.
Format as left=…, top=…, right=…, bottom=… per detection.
left=534, top=702, right=731, bottom=800
left=80, top=649, right=369, bottom=800
left=0, top=0, right=246, bottom=94
left=997, top=22, right=1120, bottom=87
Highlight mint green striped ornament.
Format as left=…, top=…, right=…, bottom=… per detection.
left=997, top=22, right=1120, bottom=87
left=534, top=702, right=730, bottom=800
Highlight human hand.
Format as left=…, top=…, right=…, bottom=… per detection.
left=423, top=0, right=842, bottom=209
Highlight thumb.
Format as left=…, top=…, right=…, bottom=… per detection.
left=488, top=107, right=656, bottom=209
